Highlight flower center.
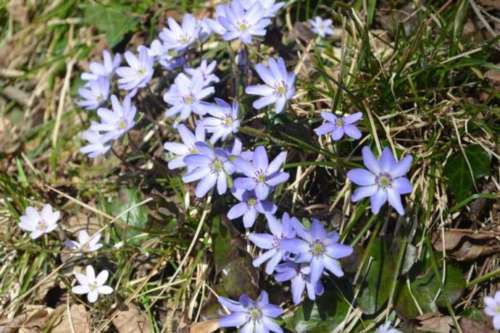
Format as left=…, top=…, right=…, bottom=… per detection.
left=88, top=282, right=98, bottom=292
left=212, top=159, right=224, bottom=172
left=496, top=306, right=500, bottom=314
left=96, top=94, right=103, bottom=102
left=275, top=81, right=287, bottom=96
left=118, top=119, right=128, bottom=130
left=377, top=173, right=393, bottom=188
left=179, top=34, right=190, bottom=44
left=311, top=241, right=325, bottom=256
left=224, top=117, right=233, bottom=126
left=183, top=95, right=194, bottom=105
left=238, top=21, right=249, bottom=32
left=336, top=118, right=345, bottom=127
left=138, top=68, right=146, bottom=76
left=249, top=308, right=262, bottom=320
left=36, top=220, right=48, bottom=232
left=256, top=170, right=266, bottom=183
left=247, top=198, right=257, bottom=206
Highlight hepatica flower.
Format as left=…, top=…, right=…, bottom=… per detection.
left=80, top=130, right=111, bottom=158
left=183, top=142, right=232, bottom=197
left=315, top=112, right=363, bottom=141
left=164, top=124, right=205, bottom=170
left=218, top=291, right=283, bottom=333
left=185, top=59, right=220, bottom=86
left=91, top=95, right=136, bottom=142
left=214, top=1, right=272, bottom=44
left=309, top=17, right=334, bottom=38
left=64, top=230, right=103, bottom=253
left=484, top=291, right=500, bottom=330
left=19, top=204, right=60, bottom=239
left=148, top=39, right=185, bottom=70
left=72, top=265, right=113, bottom=303
left=81, top=50, right=121, bottom=82
left=249, top=213, right=297, bottom=274
left=200, top=98, right=240, bottom=143
left=163, top=72, right=214, bottom=121
left=159, top=14, right=201, bottom=52
left=77, top=77, right=110, bottom=110
left=375, top=323, right=402, bottom=333
left=275, top=262, right=324, bottom=305
left=241, top=0, right=284, bottom=18
left=246, top=57, right=296, bottom=114
left=233, top=146, right=289, bottom=200
left=347, top=146, right=413, bottom=215
left=283, top=219, right=353, bottom=284
left=227, top=188, right=277, bottom=228
left=116, top=46, right=154, bottom=92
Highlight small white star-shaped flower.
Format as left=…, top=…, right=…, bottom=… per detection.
left=72, top=265, right=113, bottom=303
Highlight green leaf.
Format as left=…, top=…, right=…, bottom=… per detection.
left=395, top=264, right=466, bottom=319
left=444, top=144, right=491, bottom=201
left=105, top=188, right=148, bottom=242
left=357, top=239, right=396, bottom=314
left=82, top=3, right=138, bottom=47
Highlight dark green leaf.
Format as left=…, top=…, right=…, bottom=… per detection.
left=82, top=4, right=138, bottom=47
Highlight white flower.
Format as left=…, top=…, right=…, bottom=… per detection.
left=159, top=14, right=201, bottom=52
left=245, top=57, right=296, bottom=113
left=200, top=98, right=240, bottom=143
left=484, top=291, right=500, bottom=330
left=77, top=77, right=110, bottom=111
left=375, top=322, right=402, bottom=333
left=309, top=17, right=334, bottom=38
left=81, top=50, right=121, bottom=82
left=185, top=59, right=219, bottom=87
left=80, top=130, right=111, bottom=158
left=116, top=46, right=154, bottom=92
left=19, top=204, right=60, bottom=239
left=65, top=230, right=103, bottom=253
left=72, top=265, right=113, bottom=303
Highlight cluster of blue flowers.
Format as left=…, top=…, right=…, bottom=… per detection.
left=77, top=1, right=414, bottom=331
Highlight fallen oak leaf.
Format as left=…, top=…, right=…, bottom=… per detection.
left=51, top=304, right=90, bottom=333
left=432, top=228, right=500, bottom=261
left=112, top=303, right=153, bottom=333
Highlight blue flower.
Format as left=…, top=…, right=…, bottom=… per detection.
left=218, top=291, right=283, bottom=333
left=159, top=14, right=201, bottom=52
left=163, top=124, right=206, bottom=170
left=90, top=95, right=137, bottom=142
left=200, top=98, right=240, bottom=143
left=81, top=50, right=121, bottom=82
left=347, top=146, right=413, bottom=215
left=227, top=188, right=277, bottom=228
left=315, top=112, right=363, bottom=141
left=246, top=57, right=296, bottom=114
left=77, top=77, right=110, bottom=110
left=248, top=213, right=297, bottom=274
left=309, top=17, right=334, bottom=38
left=185, top=59, right=220, bottom=86
left=281, top=219, right=353, bottom=284
left=233, top=146, right=289, bottom=200
left=116, top=46, right=154, bottom=92
left=80, top=130, right=111, bottom=158
left=163, top=72, right=214, bottom=121
left=182, top=142, right=232, bottom=198
left=274, top=261, right=324, bottom=305
left=148, top=39, right=185, bottom=70
left=240, top=0, right=284, bottom=18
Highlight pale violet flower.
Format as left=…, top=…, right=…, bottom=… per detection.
left=282, top=219, right=353, bottom=284
left=91, top=95, right=137, bottom=142
left=275, top=262, right=324, bottom=305
left=347, top=147, right=413, bottom=215
left=64, top=230, right=103, bottom=253
left=72, top=265, right=113, bottom=303
left=81, top=50, right=121, bottom=81
left=182, top=142, right=232, bottom=198
left=159, top=14, right=200, bottom=52
left=19, top=204, right=60, bottom=239
left=148, top=39, right=185, bottom=70
left=484, top=291, right=500, bottom=330
left=246, top=57, right=296, bottom=114
left=309, top=17, right=334, bottom=38
left=163, top=72, right=214, bottom=121
left=200, top=98, right=240, bottom=143
left=315, top=112, right=363, bottom=141
left=375, top=323, right=402, bottom=333
left=77, top=77, right=110, bottom=111
left=233, top=146, right=289, bottom=200
left=214, top=1, right=272, bottom=44
left=116, top=46, right=154, bottom=92
left=218, top=291, right=283, bottom=333
left=185, top=59, right=219, bottom=86
left=249, top=213, right=297, bottom=274
left=163, top=124, right=206, bottom=170
left=80, top=130, right=111, bottom=158
left=227, top=188, right=277, bottom=228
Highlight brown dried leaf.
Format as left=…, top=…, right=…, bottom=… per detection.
left=51, top=304, right=90, bottom=333
left=460, top=317, right=496, bottom=333
left=432, top=228, right=499, bottom=250
left=485, top=68, right=500, bottom=86
left=0, top=306, right=53, bottom=333
left=112, top=304, right=153, bottom=333
left=178, top=319, right=220, bottom=333
left=417, top=313, right=452, bottom=333
left=432, top=228, right=500, bottom=261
